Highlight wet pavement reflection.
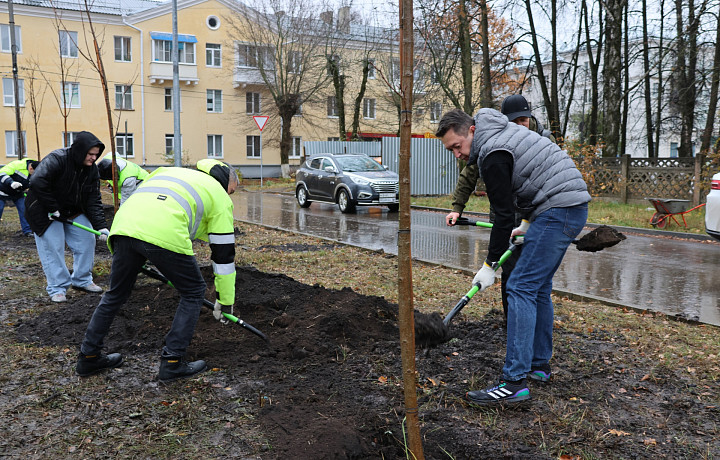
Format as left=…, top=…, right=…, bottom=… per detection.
left=234, top=192, right=720, bottom=326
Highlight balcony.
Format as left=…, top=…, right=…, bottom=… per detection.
left=233, top=67, right=274, bottom=88
left=148, top=62, right=198, bottom=85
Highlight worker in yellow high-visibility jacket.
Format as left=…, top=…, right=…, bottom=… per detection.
left=97, top=156, right=150, bottom=205
left=77, top=159, right=239, bottom=382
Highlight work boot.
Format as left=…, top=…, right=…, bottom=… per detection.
left=76, top=352, right=123, bottom=377
left=158, top=354, right=207, bottom=382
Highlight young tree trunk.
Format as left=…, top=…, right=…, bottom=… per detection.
left=479, top=0, right=492, bottom=109
left=641, top=0, right=655, bottom=156
left=583, top=0, right=602, bottom=146
left=350, top=59, right=371, bottom=140
left=602, top=0, right=624, bottom=157
left=458, top=0, right=474, bottom=113
left=654, top=0, right=666, bottom=157
left=524, top=0, right=559, bottom=133
left=329, top=58, right=347, bottom=139
left=674, top=0, right=701, bottom=157
left=700, top=5, right=720, bottom=153
left=620, top=1, right=629, bottom=156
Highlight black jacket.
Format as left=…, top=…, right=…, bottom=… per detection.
left=25, top=131, right=107, bottom=236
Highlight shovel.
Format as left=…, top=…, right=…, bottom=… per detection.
left=453, top=217, right=626, bottom=252
left=442, top=240, right=520, bottom=326
left=53, top=216, right=104, bottom=236
left=140, top=265, right=268, bottom=342
left=414, top=240, right=521, bottom=346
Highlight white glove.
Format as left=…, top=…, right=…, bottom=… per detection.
left=511, top=219, right=530, bottom=239
left=48, top=211, right=61, bottom=220
left=213, top=300, right=233, bottom=321
left=472, top=262, right=496, bottom=291
left=10, top=181, right=22, bottom=190
left=98, top=228, right=110, bottom=242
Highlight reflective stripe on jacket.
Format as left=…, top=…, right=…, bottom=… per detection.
left=110, top=166, right=236, bottom=304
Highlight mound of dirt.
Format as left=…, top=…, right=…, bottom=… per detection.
left=13, top=264, right=718, bottom=459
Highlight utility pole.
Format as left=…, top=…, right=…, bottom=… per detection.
left=8, top=0, right=24, bottom=159
left=171, top=0, right=181, bottom=166
left=397, top=0, right=424, bottom=456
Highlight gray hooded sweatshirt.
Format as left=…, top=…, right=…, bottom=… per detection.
left=468, top=108, right=590, bottom=221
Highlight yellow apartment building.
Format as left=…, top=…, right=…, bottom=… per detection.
left=0, top=0, right=443, bottom=177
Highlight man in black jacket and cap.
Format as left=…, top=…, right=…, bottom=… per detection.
left=25, top=131, right=109, bottom=303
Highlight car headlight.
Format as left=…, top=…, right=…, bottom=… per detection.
left=347, top=174, right=371, bottom=186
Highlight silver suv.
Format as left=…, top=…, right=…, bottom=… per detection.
left=295, top=153, right=399, bottom=213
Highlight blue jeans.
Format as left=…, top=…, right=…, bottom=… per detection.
left=503, top=204, right=588, bottom=381
left=34, top=214, right=97, bottom=296
left=0, top=195, right=31, bottom=234
left=81, top=236, right=207, bottom=358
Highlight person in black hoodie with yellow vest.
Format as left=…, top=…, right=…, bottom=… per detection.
left=25, top=131, right=109, bottom=303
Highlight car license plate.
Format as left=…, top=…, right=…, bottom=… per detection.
left=379, top=193, right=395, bottom=203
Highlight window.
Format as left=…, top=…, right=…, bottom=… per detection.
left=2, top=78, right=24, bottom=106
left=237, top=44, right=274, bottom=69
left=430, top=68, right=440, bottom=84
left=290, top=136, right=302, bottom=159
left=59, top=30, right=78, bottom=58
left=62, top=82, right=81, bottom=108
left=115, top=85, right=133, bottom=110
left=0, top=24, right=21, bottom=53
left=246, top=135, right=261, bottom=157
left=153, top=39, right=195, bottom=64
left=288, top=51, right=302, bottom=73
left=206, top=43, right=221, bottom=67
left=670, top=142, right=678, bottom=158
left=367, top=58, right=375, bottom=79
left=327, top=137, right=340, bottom=141
left=430, top=102, right=442, bottom=123
left=164, top=88, right=172, bottom=111
left=63, top=131, right=82, bottom=147
left=207, top=89, right=222, bottom=112
left=206, top=15, right=220, bottom=30
left=165, top=134, right=175, bottom=155
left=5, top=130, right=26, bottom=158
left=208, top=134, right=223, bottom=158
left=115, top=133, right=134, bottom=158
left=363, top=98, right=376, bottom=119
left=327, top=95, right=338, bottom=117
left=327, top=54, right=340, bottom=76
left=246, top=92, right=261, bottom=114
left=114, top=36, right=131, bottom=62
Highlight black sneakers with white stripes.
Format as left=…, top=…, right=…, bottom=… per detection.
left=466, top=379, right=530, bottom=406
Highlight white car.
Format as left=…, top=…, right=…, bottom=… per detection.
left=706, top=172, right=720, bottom=241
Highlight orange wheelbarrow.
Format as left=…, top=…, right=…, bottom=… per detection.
left=647, top=197, right=706, bottom=229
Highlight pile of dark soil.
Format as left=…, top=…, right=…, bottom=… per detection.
left=13, top=263, right=719, bottom=459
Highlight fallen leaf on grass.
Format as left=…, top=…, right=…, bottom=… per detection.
left=378, top=376, right=388, bottom=384
left=640, top=374, right=650, bottom=381
left=643, top=438, right=657, bottom=445
left=608, top=429, right=631, bottom=436
left=559, top=455, right=581, bottom=460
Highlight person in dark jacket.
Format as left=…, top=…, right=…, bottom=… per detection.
left=25, top=131, right=109, bottom=303
left=437, top=108, right=590, bottom=406
left=0, top=158, right=39, bottom=236
left=445, top=94, right=558, bottom=322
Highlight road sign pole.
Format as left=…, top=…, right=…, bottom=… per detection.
left=260, top=132, right=263, bottom=188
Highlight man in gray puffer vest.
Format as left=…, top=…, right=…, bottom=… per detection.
left=437, top=108, right=590, bottom=406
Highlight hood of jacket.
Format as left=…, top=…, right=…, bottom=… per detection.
left=70, top=131, right=105, bottom=168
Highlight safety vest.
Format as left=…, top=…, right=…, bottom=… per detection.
left=102, top=156, right=150, bottom=202
left=111, top=167, right=236, bottom=305
left=0, top=158, right=32, bottom=182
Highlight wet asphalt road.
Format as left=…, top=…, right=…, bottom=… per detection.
left=233, top=191, right=720, bottom=326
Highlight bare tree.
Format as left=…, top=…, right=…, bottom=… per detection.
left=227, top=0, right=334, bottom=177
left=700, top=4, right=720, bottom=153
left=416, top=0, right=522, bottom=115
left=45, top=13, right=80, bottom=148
left=22, top=58, right=48, bottom=159
left=602, top=0, right=626, bottom=157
